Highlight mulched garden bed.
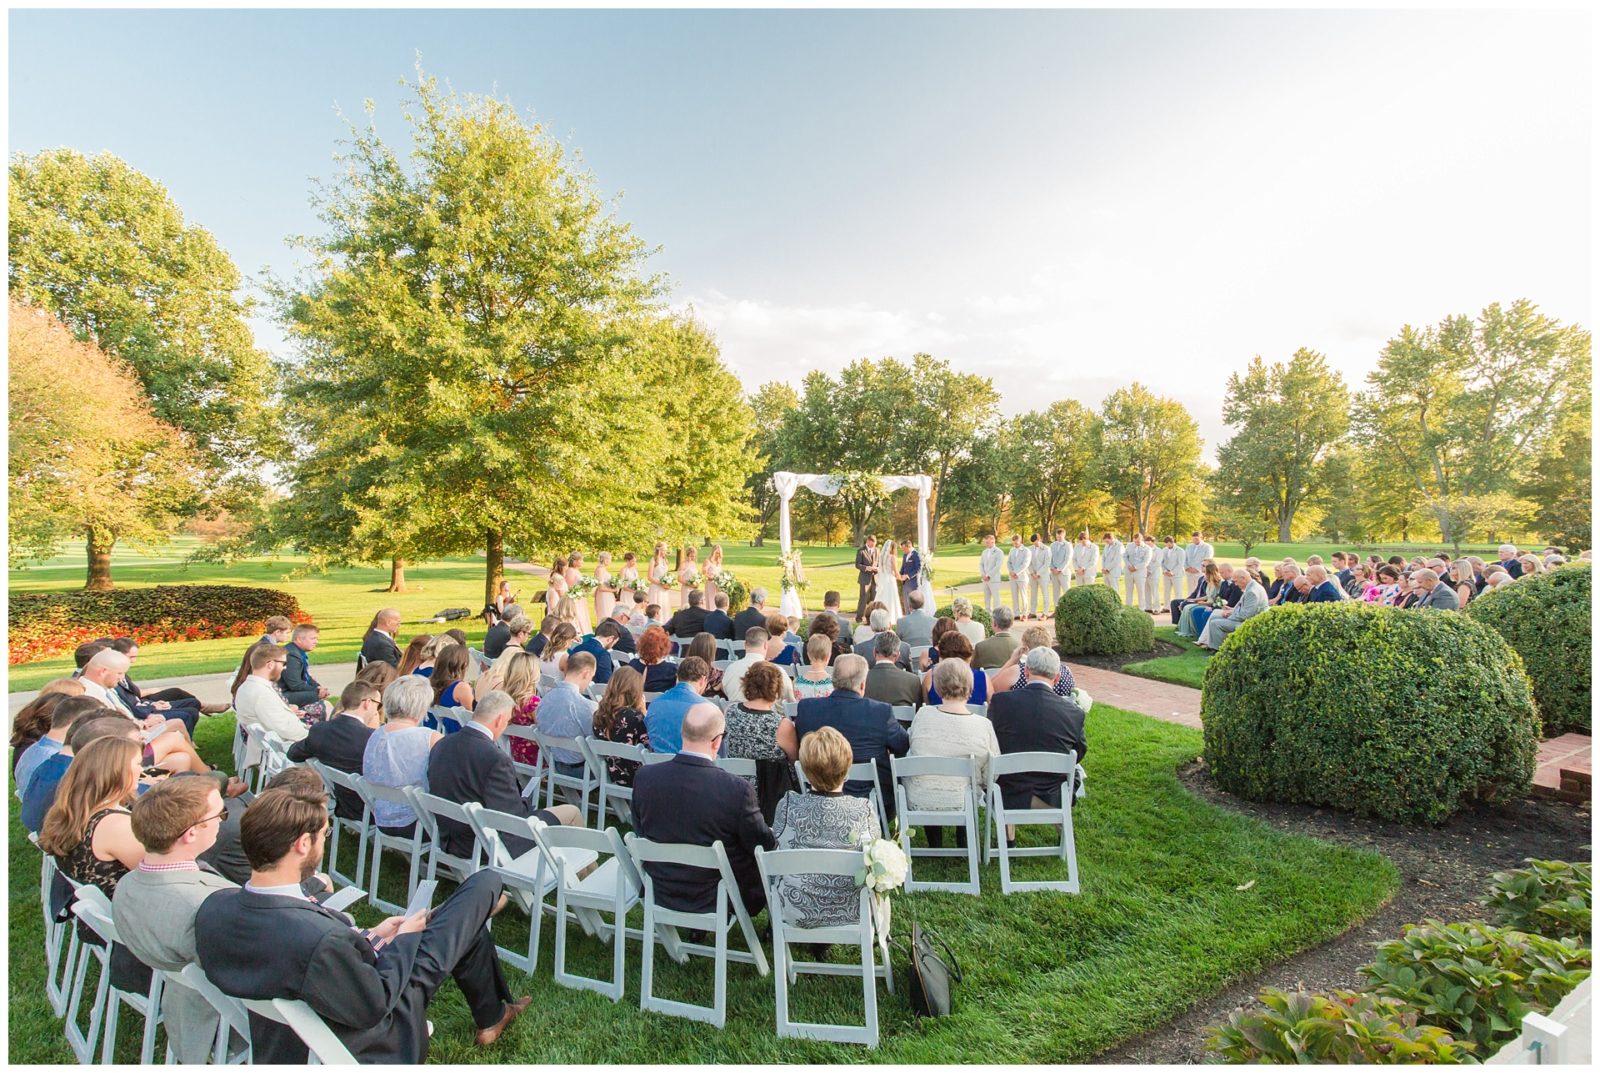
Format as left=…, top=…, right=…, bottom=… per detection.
left=1063, top=637, right=1191, bottom=675
left=1096, top=762, right=1593, bottom=1064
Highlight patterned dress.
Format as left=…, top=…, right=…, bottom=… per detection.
left=509, top=694, right=541, bottom=767
left=593, top=707, right=650, bottom=786
left=771, top=792, right=879, bottom=928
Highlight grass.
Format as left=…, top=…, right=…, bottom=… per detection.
left=8, top=537, right=1501, bottom=693
left=9, top=704, right=1401, bottom=1063
left=1124, top=626, right=1212, bottom=690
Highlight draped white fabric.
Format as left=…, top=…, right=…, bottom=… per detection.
left=773, top=471, right=935, bottom=609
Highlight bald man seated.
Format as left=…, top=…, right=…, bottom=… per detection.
left=629, top=702, right=776, bottom=915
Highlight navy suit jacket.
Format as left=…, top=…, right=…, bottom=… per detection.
left=1305, top=580, right=1343, bottom=603
left=792, top=691, right=909, bottom=800
left=569, top=636, right=615, bottom=683
left=701, top=609, right=736, bottom=641
left=427, top=726, right=538, bottom=858
left=631, top=753, right=775, bottom=913
left=280, top=643, right=323, bottom=706
left=1218, top=580, right=1243, bottom=607
left=286, top=714, right=373, bottom=820
left=360, top=630, right=402, bottom=668
left=901, top=550, right=922, bottom=582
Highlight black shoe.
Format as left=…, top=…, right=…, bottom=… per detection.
left=810, top=943, right=832, bottom=961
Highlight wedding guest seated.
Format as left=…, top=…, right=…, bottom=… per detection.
left=106, top=637, right=214, bottom=724
left=818, top=591, right=852, bottom=639
left=398, top=634, right=437, bottom=677
left=725, top=627, right=797, bottom=705
left=1271, top=562, right=1307, bottom=604
left=1176, top=562, right=1224, bottom=639
left=665, top=590, right=710, bottom=641
left=950, top=597, right=987, bottom=646
left=793, top=655, right=908, bottom=818
left=702, top=593, right=736, bottom=641
left=632, top=703, right=776, bottom=915
left=684, top=632, right=726, bottom=698
left=1302, top=564, right=1345, bottom=602
left=361, top=608, right=404, bottom=667
left=852, top=607, right=912, bottom=670
left=1496, top=544, right=1524, bottom=578
left=917, top=616, right=959, bottom=672
left=864, top=630, right=923, bottom=709
left=16, top=695, right=116, bottom=803
left=481, top=606, right=511, bottom=660
left=852, top=600, right=888, bottom=645
left=430, top=644, right=476, bottom=724
left=923, top=632, right=988, bottom=704
left=1198, top=567, right=1269, bottom=649
left=768, top=614, right=803, bottom=666
left=427, top=690, right=581, bottom=859
left=1413, top=568, right=1461, bottom=610
left=801, top=612, right=846, bottom=664
left=9, top=678, right=85, bottom=762
left=524, top=615, right=558, bottom=658
left=234, top=641, right=312, bottom=759
left=280, top=624, right=332, bottom=717
left=605, top=605, right=638, bottom=655
left=724, top=661, right=799, bottom=777
left=287, top=681, right=380, bottom=820
left=908, top=658, right=1000, bottom=848
left=1344, top=562, right=1372, bottom=598
left=112, top=775, right=240, bottom=1064
left=1170, top=560, right=1213, bottom=623
left=196, top=766, right=327, bottom=889
left=361, top=676, right=442, bottom=837
left=643, top=657, right=710, bottom=754
left=534, top=652, right=598, bottom=777
left=22, top=716, right=140, bottom=834
left=770, top=726, right=881, bottom=928
left=194, top=789, right=530, bottom=1062
left=794, top=634, right=835, bottom=699
left=569, top=620, right=623, bottom=685
left=895, top=591, right=935, bottom=647
left=591, top=668, right=650, bottom=786
left=986, top=646, right=1088, bottom=842
left=732, top=588, right=772, bottom=641
left=988, top=626, right=1079, bottom=696
left=973, top=606, right=1018, bottom=669
left=538, top=623, right=579, bottom=679
left=80, top=647, right=211, bottom=773
left=628, top=625, right=681, bottom=694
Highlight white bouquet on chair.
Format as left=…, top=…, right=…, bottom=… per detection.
left=857, top=836, right=909, bottom=941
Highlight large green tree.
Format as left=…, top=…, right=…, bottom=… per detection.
left=746, top=381, right=800, bottom=545
left=276, top=73, right=752, bottom=605
left=1355, top=299, right=1590, bottom=545
left=9, top=148, right=274, bottom=587
left=1007, top=401, right=1109, bottom=535
left=1096, top=383, right=1203, bottom=534
left=1214, top=349, right=1350, bottom=541
left=1521, top=413, right=1592, bottom=550
left=895, top=353, right=1001, bottom=549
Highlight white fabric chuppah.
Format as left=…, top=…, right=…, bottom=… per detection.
left=772, top=471, right=936, bottom=619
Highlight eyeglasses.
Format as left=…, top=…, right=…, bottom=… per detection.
left=192, top=808, right=227, bottom=828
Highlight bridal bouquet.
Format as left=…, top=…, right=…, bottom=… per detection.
left=568, top=574, right=601, bottom=600
left=778, top=549, right=808, bottom=593
left=621, top=575, right=650, bottom=595
left=679, top=566, right=704, bottom=589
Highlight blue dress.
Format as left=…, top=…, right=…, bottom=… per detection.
left=927, top=668, right=989, bottom=706
left=362, top=726, right=434, bottom=831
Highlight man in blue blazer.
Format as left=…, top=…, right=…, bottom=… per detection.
left=792, top=654, right=909, bottom=822
left=897, top=540, right=923, bottom=612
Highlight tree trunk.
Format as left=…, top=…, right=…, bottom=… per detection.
left=85, top=529, right=115, bottom=591
left=484, top=529, right=504, bottom=608
left=388, top=559, right=408, bottom=593
left=1277, top=514, right=1293, bottom=542
left=753, top=535, right=765, bottom=547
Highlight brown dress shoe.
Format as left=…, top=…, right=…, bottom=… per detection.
left=475, top=996, right=532, bottom=1047
left=200, top=702, right=231, bottom=715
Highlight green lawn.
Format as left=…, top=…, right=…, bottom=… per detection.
left=9, top=705, right=1400, bottom=1062
left=8, top=537, right=1501, bottom=693
left=1124, top=626, right=1212, bottom=690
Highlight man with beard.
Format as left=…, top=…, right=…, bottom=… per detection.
left=194, top=788, right=529, bottom=1062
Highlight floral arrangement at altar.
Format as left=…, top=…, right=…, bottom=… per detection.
left=716, top=568, right=749, bottom=611
left=779, top=549, right=808, bottom=593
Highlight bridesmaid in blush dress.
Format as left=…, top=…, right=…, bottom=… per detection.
left=647, top=542, right=672, bottom=613
left=545, top=554, right=570, bottom=615
left=565, top=552, right=592, bottom=634
left=594, top=551, right=616, bottom=624
left=618, top=551, right=641, bottom=602
left=703, top=544, right=724, bottom=608
left=678, top=545, right=701, bottom=608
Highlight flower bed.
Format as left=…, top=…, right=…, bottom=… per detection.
left=8, top=584, right=308, bottom=665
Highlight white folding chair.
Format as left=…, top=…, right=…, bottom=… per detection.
left=230, top=718, right=248, bottom=778
left=39, top=847, right=80, bottom=1017
left=625, top=835, right=770, bottom=1028
left=468, top=647, right=492, bottom=672
left=424, top=705, right=457, bottom=732
left=797, top=759, right=889, bottom=836
left=499, top=723, right=544, bottom=796
left=258, top=730, right=293, bottom=784
left=173, top=962, right=251, bottom=1064
left=731, top=642, right=746, bottom=658
left=533, top=824, right=643, bottom=1001
left=406, top=789, right=486, bottom=884
left=890, top=704, right=916, bottom=725
left=308, top=762, right=371, bottom=890
left=533, top=728, right=597, bottom=825
left=350, top=775, right=427, bottom=914
left=986, top=750, right=1080, bottom=894
left=585, top=682, right=608, bottom=702
left=61, top=879, right=110, bottom=1062
left=715, top=639, right=735, bottom=660
left=968, top=702, right=988, bottom=717
left=714, top=756, right=758, bottom=782
left=467, top=805, right=599, bottom=974
left=671, top=634, right=697, bottom=654
left=71, top=887, right=165, bottom=1064
left=580, top=738, right=646, bottom=824
left=890, top=754, right=982, bottom=895
left=239, top=997, right=358, bottom=1064
left=643, top=691, right=664, bottom=706
left=712, top=658, right=735, bottom=672
left=755, top=847, right=892, bottom=1048
left=539, top=672, right=560, bottom=693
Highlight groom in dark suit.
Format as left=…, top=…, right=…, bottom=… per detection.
left=897, top=539, right=923, bottom=612
left=854, top=535, right=879, bottom=622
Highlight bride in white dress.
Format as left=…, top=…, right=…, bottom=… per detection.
left=875, top=536, right=903, bottom=621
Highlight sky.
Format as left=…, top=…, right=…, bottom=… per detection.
left=8, top=6, right=1593, bottom=457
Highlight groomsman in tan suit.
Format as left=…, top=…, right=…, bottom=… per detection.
left=1141, top=534, right=1162, bottom=611
left=1124, top=534, right=1150, bottom=608
left=1006, top=534, right=1029, bottom=616
left=1071, top=532, right=1097, bottom=587
left=978, top=533, right=1004, bottom=612
left=1048, top=528, right=1071, bottom=605
left=1027, top=533, right=1050, bottom=619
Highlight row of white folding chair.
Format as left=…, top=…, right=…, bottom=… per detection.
left=302, top=761, right=429, bottom=914
left=579, top=738, right=672, bottom=825
left=425, top=704, right=470, bottom=733
left=64, top=883, right=160, bottom=1063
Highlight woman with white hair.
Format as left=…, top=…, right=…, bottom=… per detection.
left=361, top=675, right=442, bottom=835
left=907, top=657, right=999, bottom=850
left=950, top=596, right=986, bottom=646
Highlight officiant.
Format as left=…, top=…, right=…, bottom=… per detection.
left=855, top=535, right=878, bottom=622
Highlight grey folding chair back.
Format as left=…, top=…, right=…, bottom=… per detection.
left=579, top=737, right=646, bottom=824
left=498, top=722, right=543, bottom=795
left=532, top=728, right=597, bottom=825
left=39, top=847, right=79, bottom=1016
left=755, top=847, right=891, bottom=1047
left=890, top=753, right=982, bottom=895
left=308, top=761, right=371, bottom=890
left=624, top=834, right=769, bottom=1027
left=174, top=961, right=253, bottom=1064
left=531, top=823, right=643, bottom=1001
left=239, top=997, right=359, bottom=1064
left=406, top=788, right=485, bottom=883
left=796, top=759, right=889, bottom=835
left=349, top=774, right=427, bottom=914
left=890, top=704, right=916, bottom=725
left=73, top=889, right=166, bottom=1063
left=468, top=805, right=598, bottom=975
left=985, top=750, right=1080, bottom=894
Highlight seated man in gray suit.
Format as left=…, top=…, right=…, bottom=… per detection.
left=1197, top=572, right=1269, bottom=650
left=112, top=775, right=240, bottom=1064
left=1412, top=568, right=1462, bottom=610
left=852, top=607, right=911, bottom=671
left=863, top=630, right=923, bottom=709
left=895, top=590, right=936, bottom=648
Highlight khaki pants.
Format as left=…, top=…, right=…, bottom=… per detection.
left=1103, top=569, right=1123, bottom=602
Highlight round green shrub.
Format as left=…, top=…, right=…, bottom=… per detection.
left=1202, top=603, right=1540, bottom=824
left=935, top=602, right=993, bottom=632
left=1053, top=585, right=1155, bottom=656
left=1467, top=565, right=1591, bottom=735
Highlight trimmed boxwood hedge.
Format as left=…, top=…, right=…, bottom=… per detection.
left=1202, top=603, right=1541, bottom=824
left=936, top=603, right=994, bottom=632
left=1467, top=565, right=1591, bottom=735
left=9, top=585, right=306, bottom=665
left=1053, top=585, right=1154, bottom=656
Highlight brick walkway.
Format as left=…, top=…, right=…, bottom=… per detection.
left=1066, top=663, right=1203, bottom=730
left=1532, top=733, right=1592, bottom=803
